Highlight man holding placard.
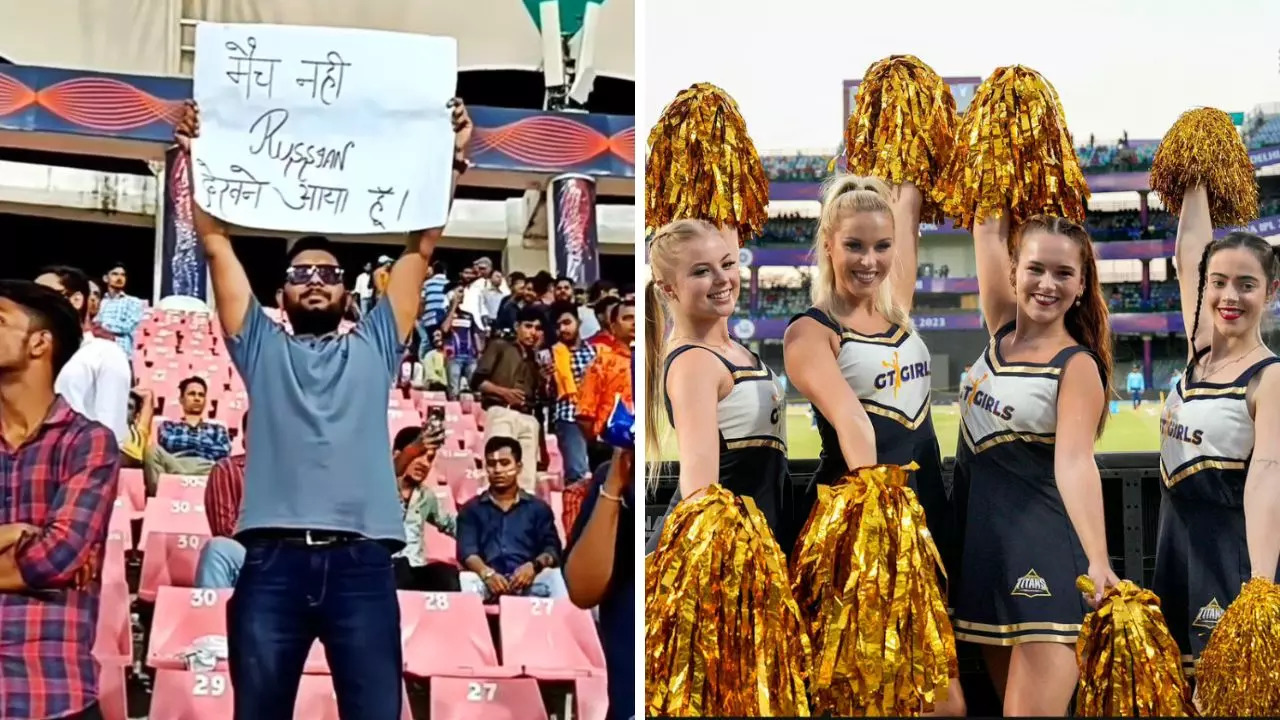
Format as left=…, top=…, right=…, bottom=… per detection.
left=174, top=24, right=471, bottom=717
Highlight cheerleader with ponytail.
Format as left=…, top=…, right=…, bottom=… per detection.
left=1149, top=108, right=1280, bottom=715
left=784, top=55, right=963, bottom=717
left=643, top=84, right=809, bottom=717
left=938, top=66, right=1122, bottom=716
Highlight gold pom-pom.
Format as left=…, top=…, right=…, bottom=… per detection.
left=845, top=55, right=957, bottom=223
left=645, top=83, right=770, bottom=245
left=1196, top=577, right=1280, bottom=716
left=937, top=65, right=1089, bottom=231
left=1149, top=107, right=1259, bottom=226
left=1073, top=576, right=1196, bottom=717
left=645, top=485, right=811, bottom=717
left=790, top=463, right=956, bottom=716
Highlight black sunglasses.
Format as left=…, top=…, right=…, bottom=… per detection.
left=285, top=264, right=344, bottom=286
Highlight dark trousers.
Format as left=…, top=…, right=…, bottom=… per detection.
left=227, top=537, right=402, bottom=720
left=393, top=557, right=461, bottom=591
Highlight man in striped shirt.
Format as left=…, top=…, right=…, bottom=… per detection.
left=195, top=412, right=249, bottom=589
left=0, top=280, right=121, bottom=720
left=417, top=260, right=449, bottom=358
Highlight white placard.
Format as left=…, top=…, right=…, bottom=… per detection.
left=190, top=22, right=457, bottom=234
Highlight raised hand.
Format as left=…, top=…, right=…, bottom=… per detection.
left=449, top=98, right=473, bottom=156
left=174, top=100, right=201, bottom=151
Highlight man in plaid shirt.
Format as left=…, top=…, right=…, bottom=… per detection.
left=548, top=302, right=597, bottom=485
left=0, top=280, right=122, bottom=720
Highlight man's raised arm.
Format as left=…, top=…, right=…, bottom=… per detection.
left=175, top=100, right=255, bottom=338
left=384, top=100, right=474, bottom=342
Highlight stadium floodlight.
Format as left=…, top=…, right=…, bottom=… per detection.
left=540, top=0, right=566, bottom=89
left=567, top=0, right=601, bottom=105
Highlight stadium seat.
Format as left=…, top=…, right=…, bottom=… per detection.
left=549, top=491, right=566, bottom=545
left=117, top=468, right=146, bottom=513
left=94, top=557, right=132, bottom=665
left=138, top=530, right=211, bottom=602
left=147, top=587, right=231, bottom=670
left=498, top=596, right=606, bottom=680
left=149, top=670, right=234, bottom=719
left=403, top=592, right=512, bottom=678
left=139, top=496, right=211, bottom=548
left=107, top=501, right=134, bottom=547
left=428, top=677, right=548, bottom=720
left=97, top=663, right=129, bottom=720
left=576, top=675, right=611, bottom=720
left=422, top=526, right=459, bottom=567
left=155, top=474, right=210, bottom=504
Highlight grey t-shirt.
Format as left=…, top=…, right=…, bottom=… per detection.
left=226, top=297, right=405, bottom=543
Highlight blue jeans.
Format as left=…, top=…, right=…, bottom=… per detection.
left=554, top=419, right=591, bottom=481
left=227, top=538, right=402, bottom=720
left=195, top=537, right=245, bottom=589
left=447, top=356, right=477, bottom=399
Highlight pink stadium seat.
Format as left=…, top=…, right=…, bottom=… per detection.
left=107, top=501, right=135, bottom=546
left=428, top=677, right=548, bottom=720
left=576, top=676, right=611, bottom=720
left=445, top=401, right=463, bottom=417
left=445, top=467, right=487, bottom=507
left=422, top=527, right=458, bottom=567
left=138, top=530, right=210, bottom=602
left=147, top=587, right=231, bottom=670
left=94, top=539, right=132, bottom=666
left=97, top=663, right=129, bottom=720
left=549, top=491, right=566, bottom=545
left=149, top=670, right=234, bottom=719
left=117, top=468, right=146, bottom=513
left=403, top=592, right=512, bottom=678
left=498, top=596, right=607, bottom=680
left=139, top=496, right=211, bottom=548
left=155, top=474, right=209, bottom=504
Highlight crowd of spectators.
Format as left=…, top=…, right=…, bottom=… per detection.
left=0, top=250, right=635, bottom=719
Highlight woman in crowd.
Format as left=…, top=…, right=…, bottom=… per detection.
left=1153, top=171, right=1280, bottom=676
left=643, top=83, right=808, bottom=717
left=783, top=174, right=964, bottom=715
left=949, top=212, right=1119, bottom=715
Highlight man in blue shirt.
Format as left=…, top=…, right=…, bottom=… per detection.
left=94, top=262, right=146, bottom=359
left=175, top=98, right=471, bottom=720
left=145, top=375, right=230, bottom=494
left=456, top=436, right=565, bottom=599
left=564, top=450, right=634, bottom=720
left=1126, top=363, right=1146, bottom=409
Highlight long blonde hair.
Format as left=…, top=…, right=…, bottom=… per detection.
left=644, top=218, right=723, bottom=490
left=810, top=174, right=911, bottom=328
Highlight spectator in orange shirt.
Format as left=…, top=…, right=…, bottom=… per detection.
left=576, top=298, right=635, bottom=441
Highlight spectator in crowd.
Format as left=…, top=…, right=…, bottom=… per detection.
left=461, top=257, right=508, bottom=333
left=174, top=98, right=470, bottom=719
left=442, top=285, right=484, bottom=399
left=391, top=427, right=460, bottom=592
left=1126, top=363, right=1146, bottom=408
left=472, top=306, right=545, bottom=491
left=353, top=262, right=373, bottom=314
left=145, top=376, right=231, bottom=493
left=420, top=329, right=449, bottom=392
left=372, top=255, right=394, bottom=305
left=195, top=412, right=249, bottom=589
left=121, top=387, right=154, bottom=470
left=1168, top=368, right=1183, bottom=392
left=94, top=262, right=147, bottom=359
left=577, top=298, right=635, bottom=442
left=532, top=271, right=555, bottom=306
left=549, top=301, right=597, bottom=485
left=588, top=296, right=624, bottom=352
left=457, top=437, right=565, bottom=600
left=33, top=265, right=131, bottom=446
left=565, top=449, right=634, bottom=720
left=553, top=275, right=576, bottom=304
left=418, top=260, right=449, bottom=357
left=86, top=280, right=101, bottom=320
left=578, top=280, right=616, bottom=339
left=480, top=268, right=508, bottom=328
left=0, top=279, right=121, bottom=720
left=493, top=271, right=533, bottom=334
